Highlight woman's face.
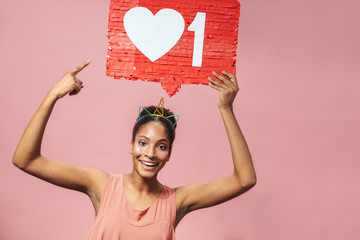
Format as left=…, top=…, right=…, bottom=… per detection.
left=130, top=121, right=171, bottom=178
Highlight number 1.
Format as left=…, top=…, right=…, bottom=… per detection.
left=188, top=12, right=206, bottom=67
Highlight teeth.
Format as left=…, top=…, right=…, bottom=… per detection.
left=140, top=161, right=158, bottom=166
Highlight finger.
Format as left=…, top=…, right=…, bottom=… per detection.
left=69, top=86, right=82, bottom=96
left=71, top=60, right=91, bottom=75
left=221, top=71, right=238, bottom=87
left=70, top=82, right=83, bottom=95
left=212, top=72, right=233, bottom=86
left=208, top=77, right=226, bottom=90
left=69, top=90, right=80, bottom=96
left=76, top=81, right=83, bottom=89
left=75, top=77, right=83, bottom=85
left=209, top=81, right=222, bottom=92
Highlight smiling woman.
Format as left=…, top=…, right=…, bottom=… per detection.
left=12, top=61, right=256, bottom=239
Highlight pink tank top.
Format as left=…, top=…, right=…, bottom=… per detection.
left=85, top=174, right=176, bottom=240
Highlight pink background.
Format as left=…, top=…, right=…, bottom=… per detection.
left=1, top=0, right=359, bottom=239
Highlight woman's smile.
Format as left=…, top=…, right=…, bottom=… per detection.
left=139, top=160, right=160, bottom=170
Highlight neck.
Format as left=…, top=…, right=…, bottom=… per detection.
left=126, top=171, right=162, bottom=194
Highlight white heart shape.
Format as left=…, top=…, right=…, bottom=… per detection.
left=124, top=7, right=185, bottom=62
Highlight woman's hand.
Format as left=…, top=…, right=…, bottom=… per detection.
left=175, top=71, right=255, bottom=220
left=13, top=59, right=109, bottom=205
left=208, top=71, right=239, bottom=109
left=48, top=60, right=90, bottom=99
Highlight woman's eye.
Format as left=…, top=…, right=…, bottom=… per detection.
left=158, top=144, right=167, bottom=150
left=139, top=141, right=146, bottom=146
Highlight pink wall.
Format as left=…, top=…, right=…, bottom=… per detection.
left=1, top=0, right=359, bottom=239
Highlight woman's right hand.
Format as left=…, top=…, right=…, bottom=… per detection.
left=13, top=59, right=109, bottom=212
left=48, top=60, right=90, bottom=99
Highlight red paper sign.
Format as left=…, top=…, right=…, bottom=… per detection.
left=106, top=0, right=240, bottom=96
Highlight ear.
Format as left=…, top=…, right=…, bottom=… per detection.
left=129, top=141, right=133, bottom=154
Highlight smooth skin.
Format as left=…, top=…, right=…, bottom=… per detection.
left=13, top=61, right=256, bottom=228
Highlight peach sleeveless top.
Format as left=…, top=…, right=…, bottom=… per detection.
left=85, top=174, right=176, bottom=240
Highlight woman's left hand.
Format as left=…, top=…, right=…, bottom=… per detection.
left=208, top=71, right=239, bottom=109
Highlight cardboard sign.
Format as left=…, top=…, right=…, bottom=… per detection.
left=106, top=0, right=240, bottom=96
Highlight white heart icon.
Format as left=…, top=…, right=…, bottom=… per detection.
left=124, top=7, right=185, bottom=62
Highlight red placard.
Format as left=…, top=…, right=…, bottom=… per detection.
left=106, top=0, right=240, bottom=96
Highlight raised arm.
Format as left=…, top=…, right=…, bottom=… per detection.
left=12, top=61, right=109, bottom=211
left=175, top=71, right=256, bottom=223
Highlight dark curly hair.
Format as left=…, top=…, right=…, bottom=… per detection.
left=132, top=106, right=177, bottom=150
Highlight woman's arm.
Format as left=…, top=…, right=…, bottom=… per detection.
left=175, top=71, right=256, bottom=220
left=12, top=61, right=109, bottom=203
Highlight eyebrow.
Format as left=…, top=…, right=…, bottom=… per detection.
left=138, top=135, right=169, bottom=143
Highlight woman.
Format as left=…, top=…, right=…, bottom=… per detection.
left=12, top=60, right=256, bottom=239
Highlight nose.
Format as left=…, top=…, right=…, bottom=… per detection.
left=144, top=144, right=156, bottom=158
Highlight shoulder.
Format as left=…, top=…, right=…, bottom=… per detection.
left=162, top=184, right=175, bottom=197
left=89, top=168, right=111, bottom=185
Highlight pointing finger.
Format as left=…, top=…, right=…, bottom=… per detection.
left=71, top=60, right=91, bottom=75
